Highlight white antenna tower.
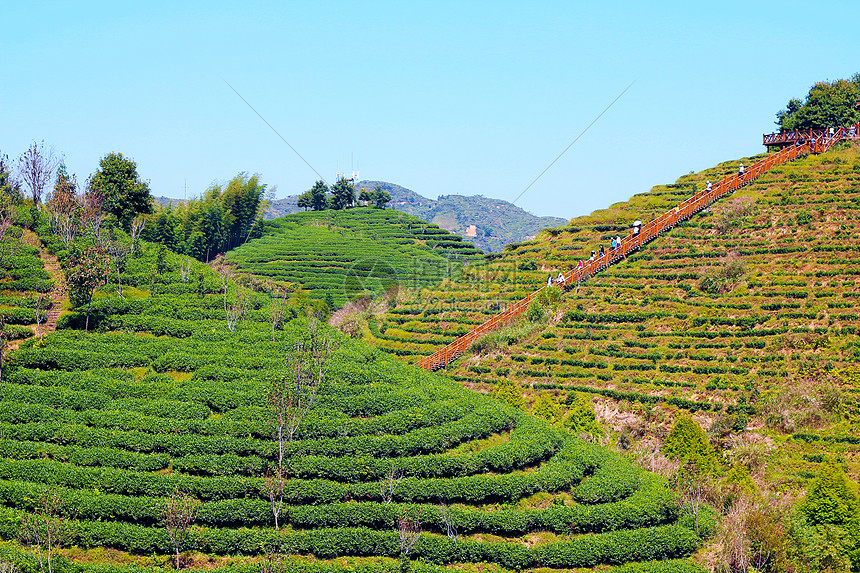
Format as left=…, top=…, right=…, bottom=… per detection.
left=336, top=152, right=359, bottom=184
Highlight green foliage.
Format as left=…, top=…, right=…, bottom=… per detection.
left=310, top=181, right=329, bottom=211
left=803, top=460, right=860, bottom=526
left=530, top=393, right=562, bottom=425
left=493, top=378, right=524, bottom=410
left=330, top=180, right=356, bottom=210
left=88, top=152, right=153, bottom=231
left=144, top=173, right=267, bottom=261
left=525, top=300, right=544, bottom=322
left=662, top=416, right=718, bottom=474
left=777, top=73, right=860, bottom=131
left=563, top=392, right=601, bottom=436
left=64, top=246, right=111, bottom=310
left=725, top=462, right=756, bottom=496
left=372, top=186, right=391, bottom=209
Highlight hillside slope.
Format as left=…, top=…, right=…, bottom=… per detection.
left=0, top=225, right=706, bottom=573
left=224, top=207, right=483, bottom=308
left=366, top=143, right=860, bottom=489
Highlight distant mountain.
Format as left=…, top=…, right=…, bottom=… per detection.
left=263, top=181, right=567, bottom=252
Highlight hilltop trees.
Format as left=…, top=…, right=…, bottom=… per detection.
left=88, top=152, right=153, bottom=231
left=360, top=185, right=391, bottom=209
left=330, top=179, right=356, bottom=210
left=776, top=73, right=860, bottom=131
left=310, top=180, right=329, bottom=211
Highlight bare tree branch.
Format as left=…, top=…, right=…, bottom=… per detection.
left=18, top=142, right=59, bottom=207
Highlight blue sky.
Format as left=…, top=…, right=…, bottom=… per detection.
left=2, top=1, right=858, bottom=219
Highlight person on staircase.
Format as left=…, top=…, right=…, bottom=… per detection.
left=706, top=180, right=712, bottom=194
left=547, top=273, right=553, bottom=287
left=738, top=163, right=744, bottom=179
left=557, top=272, right=565, bottom=286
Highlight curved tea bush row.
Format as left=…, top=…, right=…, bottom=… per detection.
left=0, top=396, right=479, bottom=441
left=0, top=413, right=557, bottom=480
left=0, top=469, right=674, bottom=534
left=0, top=505, right=699, bottom=569
left=0, top=402, right=513, bottom=460
left=0, top=438, right=605, bottom=504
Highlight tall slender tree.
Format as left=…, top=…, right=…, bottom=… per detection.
left=309, top=180, right=329, bottom=211
left=18, top=141, right=59, bottom=207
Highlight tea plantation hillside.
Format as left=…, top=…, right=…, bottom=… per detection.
left=225, top=208, right=483, bottom=308
left=0, top=221, right=707, bottom=573
left=365, top=142, right=860, bottom=488
left=0, top=228, right=60, bottom=346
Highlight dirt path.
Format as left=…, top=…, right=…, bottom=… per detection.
left=7, top=230, right=67, bottom=350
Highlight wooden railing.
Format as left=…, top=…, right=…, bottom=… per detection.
left=763, top=126, right=860, bottom=147
left=418, top=130, right=847, bottom=371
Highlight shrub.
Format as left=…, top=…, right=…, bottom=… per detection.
left=494, top=379, right=525, bottom=410
left=802, top=459, right=860, bottom=526
left=662, top=417, right=719, bottom=474
left=698, top=254, right=745, bottom=295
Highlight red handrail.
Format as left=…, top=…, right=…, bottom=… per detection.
left=418, top=132, right=848, bottom=371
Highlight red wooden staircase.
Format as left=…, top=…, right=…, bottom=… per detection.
left=419, top=128, right=850, bottom=371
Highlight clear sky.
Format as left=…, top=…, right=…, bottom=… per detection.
left=2, top=1, right=858, bottom=219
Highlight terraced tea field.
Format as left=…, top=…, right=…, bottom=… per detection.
left=225, top=208, right=483, bottom=308
left=0, top=228, right=58, bottom=346
left=0, top=230, right=707, bottom=573
left=369, top=143, right=860, bottom=486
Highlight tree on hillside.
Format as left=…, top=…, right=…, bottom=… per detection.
left=65, top=245, right=111, bottom=332
left=141, top=173, right=268, bottom=261
left=265, top=318, right=334, bottom=529
left=776, top=73, right=860, bottom=131
left=18, top=141, right=60, bottom=207
left=662, top=416, right=719, bottom=474
left=218, top=173, right=268, bottom=250
left=803, top=459, right=860, bottom=526
left=372, top=186, right=391, bottom=209
left=358, top=188, right=373, bottom=205
left=88, top=152, right=153, bottom=232
left=800, top=460, right=860, bottom=572
left=330, top=179, right=355, bottom=210
left=49, top=165, right=79, bottom=214
left=19, top=489, right=70, bottom=573
left=297, top=190, right=312, bottom=211
left=309, top=180, right=329, bottom=211
left=46, top=165, right=81, bottom=247
left=160, top=490, right=199, bottom=570
left=106, top=229, right=131, bottom=297
left=0, top=151, right=23, bottom=203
